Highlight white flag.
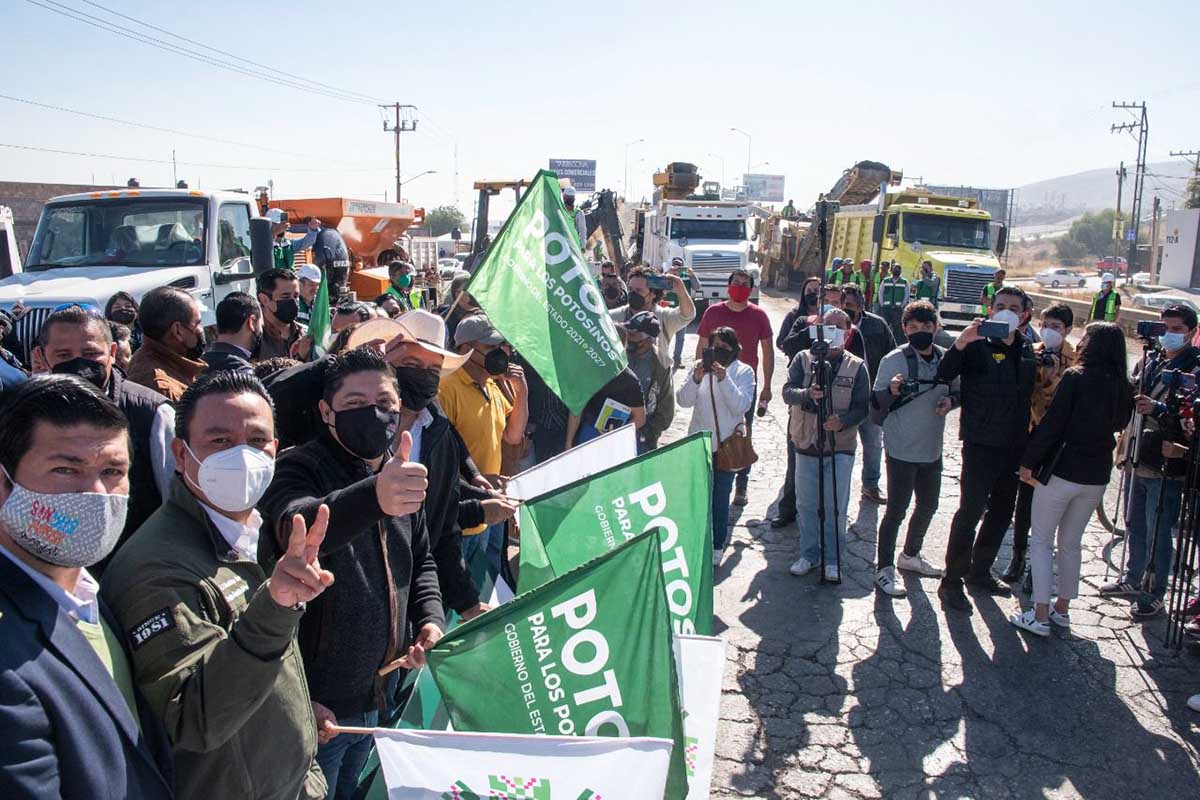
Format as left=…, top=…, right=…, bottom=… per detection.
left=372, top=728, right=673, bottom=799
left=673, top=635, right=726, bottom=800
left=504, top=424, right=637, bottom=502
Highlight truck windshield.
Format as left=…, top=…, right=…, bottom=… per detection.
left=669, top=218, right=745, bottom=241
left=902, top=212, right=990, bottom=250
left=26, top=198, right=207, bottom=271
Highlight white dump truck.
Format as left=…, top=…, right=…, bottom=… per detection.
left=639, top=199, right=760, bottom=302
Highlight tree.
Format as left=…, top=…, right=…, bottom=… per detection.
left=1054, top=236, right=1088, bottom=265
left=425, top=205, right=466, bottom=237
left=1186, top=176, right=1200, bottom=210
left=1066, top=209, right=1126, bottom=256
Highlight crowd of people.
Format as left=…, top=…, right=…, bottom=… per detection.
left=1, top=246, right=1199, bottom=800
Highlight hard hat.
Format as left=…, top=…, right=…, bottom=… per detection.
left=832, top=257, right=843, bottom=267
left=265, top=208, right=287, bottom=224
left=296, top=264, right=322, bottom=283
left=562, top=186, right=576, bottom=198
left=1102, top=272, right=1115, bottom=284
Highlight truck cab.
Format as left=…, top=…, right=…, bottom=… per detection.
left=643, top=201, right=761, bottom=302
left=0, top=188, right=270, bottom=359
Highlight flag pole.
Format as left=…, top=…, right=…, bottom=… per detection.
left=327, top=725, right=380, bottom=736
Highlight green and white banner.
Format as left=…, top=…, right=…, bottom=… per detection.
left=427, top=531, right=690, bottom=799
left=466, top=169, right=627, bottom=415
left=673, top=635, right=726, bottom=799
left=518, top=432, right=714, bottom=636
left=373, top=729, right=673, bottom=799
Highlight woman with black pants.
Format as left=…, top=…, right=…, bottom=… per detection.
left=1010, top=323, right=1134, bottom=636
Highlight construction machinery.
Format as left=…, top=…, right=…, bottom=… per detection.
left=467, top=179, right=530, bottom=272
left=580, top=189, right=629, bottom=271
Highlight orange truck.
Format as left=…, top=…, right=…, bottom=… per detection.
left=262, top=195, right=424, bottom=299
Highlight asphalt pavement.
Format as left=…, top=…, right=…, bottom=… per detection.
left=659, top=291, right=1200, bottom=800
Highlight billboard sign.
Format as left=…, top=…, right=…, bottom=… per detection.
left=549, top=158, right=597, bottom=193
left=922, top=185, right=1012, bottom=224
left=743, top=173, right=785, bottom=203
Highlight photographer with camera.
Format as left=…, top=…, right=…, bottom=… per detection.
left=1001, top=301, right=1076, bottom=585
left=937, top=285, right=1037, bottom=612
left=870, top=300, right=958, bottom=597
left=783, top=308, right=870, bottom=583
left=1101, top=305, right=1200, bottom=619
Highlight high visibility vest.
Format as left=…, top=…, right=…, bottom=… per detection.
left=1091, top=290, right=1119, bottom=321
left=981, top=282, right=1001, bottom=314
left=273, top=242, right=294, bottom=270
left=915, top=276, right=939, bottom=305
left=879, top=278, right=910, bottom=308
left=827, top=267, right=848, bottom=284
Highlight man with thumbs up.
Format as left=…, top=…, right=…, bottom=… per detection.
left=259, top=347, right=444, bottom=800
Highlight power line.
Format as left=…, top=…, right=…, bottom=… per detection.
left=0, top=142, right=384, bottom=173
left=0, top=93, right=385, bottom=168
left=23, top=0, right=374, bottom=106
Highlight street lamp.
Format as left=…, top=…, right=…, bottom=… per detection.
left=707, top=152, right=726, bottom=188
left=624, top=138, right=645, bottom=195
left=729, top=127, right=752, bottom=177
left=398, top=169, right=437, bottom=202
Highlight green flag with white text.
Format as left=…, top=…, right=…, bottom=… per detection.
left=427, top=531, right=690, bottom=799
left=518, top=432, right=714, bottom=636
left=466, top=170, right=626, bottom=415
left=307, top=269, right=331, bottom=350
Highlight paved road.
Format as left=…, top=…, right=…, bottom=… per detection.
left=660, top=291, right=1200, bottom=799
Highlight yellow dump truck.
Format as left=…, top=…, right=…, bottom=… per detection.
left=828, top=189, right=1008, bottom=329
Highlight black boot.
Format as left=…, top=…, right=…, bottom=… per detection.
left=1001, top=548, right=1026, bottom=583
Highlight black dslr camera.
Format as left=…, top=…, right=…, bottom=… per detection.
left=897, top=378, right=921, bottom=398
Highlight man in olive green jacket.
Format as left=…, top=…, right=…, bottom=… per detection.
left=101, top=371, right=333, bottom=800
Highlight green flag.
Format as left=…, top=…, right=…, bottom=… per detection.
left=519, top=432, right=714, bottom=636
left=427, top=531, right=690, bottom=799
left=307, top=268, right=331, bottom=350
left=466, top=170, right=627, bottom=415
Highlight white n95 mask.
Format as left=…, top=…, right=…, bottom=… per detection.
left=184, top=443, right=275, bottom=513
left=991, top=309, right=1020, bottom=333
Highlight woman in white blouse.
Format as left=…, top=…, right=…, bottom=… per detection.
left=677, top=326, right=757, bottom=567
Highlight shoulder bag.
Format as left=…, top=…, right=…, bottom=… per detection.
left=709, top=374, right=758, bottom=472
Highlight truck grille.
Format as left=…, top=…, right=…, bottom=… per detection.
left=13, top=306, right=52, bottom=364
left=692, top=254, right=742, bottom=270
left=944, top=267, right=992, bottom=304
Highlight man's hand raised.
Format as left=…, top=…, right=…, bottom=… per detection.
left=376, top=430, right=428, bottom=516
left=269, top=504, right=335, bottom=608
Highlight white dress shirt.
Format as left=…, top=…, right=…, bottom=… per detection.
left=199, top=504, right=263, bottom=561
left=0, top=542, right=100, bottom=624
left=675, top=358, right=756, bottom=452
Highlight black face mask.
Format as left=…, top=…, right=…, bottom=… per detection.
left=482, top=347, right=510, bottom=376
left=331, top=405, right=400, bottom=460
left=603, top=285, right=621, bottom=300
left=249, top=328, right=264, bottom=359
left=109, top=308, right=137, bottom=326
left=52, top=356, right=109, bottom=390
left=803, top=292, right=818, bottom=308
left=907, top=331, right=934, bottom=351
left=627, top=292, right=648, bottom=311
left=713, top=348, right=736, bottom=366
left=396, top=366, right=442, bottom=410
left=891, top=270, right=902, bottom=279
left=273, top=297, right=299, bottom=325
left=186, top=329, right=206, bottom=361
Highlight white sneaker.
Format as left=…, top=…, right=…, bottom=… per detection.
left=712, top=549, right=722, bottom=568
left=897, top=552, right=943, bottom=577
left=1009, top=609, right=1050, bottom=637
left=824, top=565, right=841, bottom=583
left=1048, top=607, right=1070, bottom=628
left=875, top=567, right=907, bottom=597
left=789, top=557, right=814, bottom=576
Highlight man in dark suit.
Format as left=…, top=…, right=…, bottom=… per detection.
left=0, top=375, right=174, bottom=799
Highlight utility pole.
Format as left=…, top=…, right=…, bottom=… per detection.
left=1149, top=195, right=1162, bottom=283
left=380, top=103, right=418, bottom=204
left=1171, top=149, right=1200, bottom=208
left=172, top=149, right=177, bottom=187
left=1111, top=101, right=1148, bottom=278
left=1113, top=161, right=1126, bottom=282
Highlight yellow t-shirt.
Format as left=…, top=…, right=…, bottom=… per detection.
left=76, top=616, right=141, bottom=734
left=438, top=369, right=514, bottom=534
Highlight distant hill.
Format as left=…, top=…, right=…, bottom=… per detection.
left=1016, top=160, right=1192, bottom=216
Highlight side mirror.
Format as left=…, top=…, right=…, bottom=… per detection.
left=871, top=214, right=884, bottom=244
left=995, top=224, right=1008, bottom=256
left=250, top=217, right=274, bottom=273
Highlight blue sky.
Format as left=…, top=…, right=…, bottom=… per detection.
left=4, top=0, right=1198, bottom=215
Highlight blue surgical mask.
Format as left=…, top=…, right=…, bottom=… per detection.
left=1160, top=332, right=1188, bottom=352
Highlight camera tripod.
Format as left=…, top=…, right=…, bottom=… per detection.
left=810, top=328, right=842, bottom=585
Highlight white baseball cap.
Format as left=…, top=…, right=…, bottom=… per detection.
left=296, top=264, right=321, bottom=283
left=562, top=186, right=576, bottom=198
left=1101, top=272, right=1115, bottom=284
left=265, top=208, right=287, bottom=224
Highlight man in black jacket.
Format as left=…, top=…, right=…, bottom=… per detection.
left=937, top=286, right=1036, bottom=612
left=201, top=292, right=262, bottom=374
left=841, top=284, right=896, bottom=505
left=33, top=306, right=174, bottom=571
left=259, top=348, right=444, bottom=800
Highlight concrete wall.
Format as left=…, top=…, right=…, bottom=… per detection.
left=1026, top=289, right=1158, bottom=339
left=0, top=181, right=122, bottom=259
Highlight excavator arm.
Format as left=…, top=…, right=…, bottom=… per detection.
left=581, top=189, right=628, bottom=271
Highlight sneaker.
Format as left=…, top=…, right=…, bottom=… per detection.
left=712, top=549, right=722, bottom=568
left=732, top=486, right=749, bottom=507
left=875, top=567, right=907, bottom=597
left=1099, top=579, right=1139, bottom=597
left=897, top=552, right=943, bottom=577
left=1009, top=609, right=1051, bottom=637
left=938, top=582, right=973, bottom=613
left=965, top=574, right=1013, bottom=597
left=1189, top=694, right=1200, bottom=713
left=861, top=487, right=886, bottom=504
left=824, top=565, right=841, bottom=583
left=769, top=515, right=796, bottom=529
left=789, top=557, right=814, bottom=577
left=1047, top=607, right=1071, bottom=628
left=1130, top=598, right=1163, bottom=620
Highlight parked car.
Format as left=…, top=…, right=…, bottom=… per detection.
left=1096, top=256, right=1130, bottom=276
left=1132, top=293, right=1200, bottom=313
left=1034, top=268, right=1086, bottom=288
left=1130, top=271, right=1153, bottom=287
left=438, top=258, right=461, bottom=280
